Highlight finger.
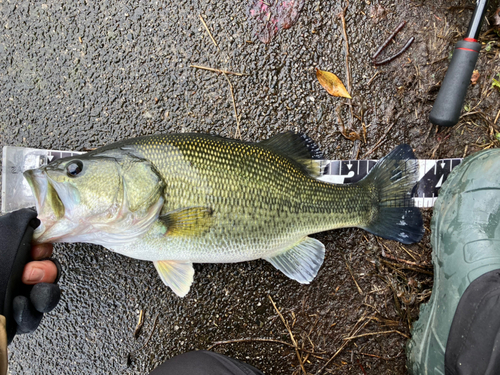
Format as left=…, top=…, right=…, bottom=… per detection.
left=31, top=283, right=61, bottom=313
left=13, top=296, right=43, bottom=334
left=22, top=260, right=58, bottom=284
left=31, top=243, right=53, bottom=260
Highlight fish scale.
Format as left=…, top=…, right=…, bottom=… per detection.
left=117, top=134, right=367, bottom=258
left=24, top=132, right=424, bottom=297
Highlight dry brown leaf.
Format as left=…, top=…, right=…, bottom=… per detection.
left=316, top=68, right=352, bottom=99
left=369, top=4, right=387, bottom=24
left=494, top=7, right=500, bottom=29
left=343, top=131, right=361, bottom=141
left=471, top=70, right=480, bottom=85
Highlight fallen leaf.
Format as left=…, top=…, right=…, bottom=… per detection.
left=345, top=131, right=361, bottom=141
left=316, top=68, right=352, bottom=99
left=248, top=0, right=304, bottom=44
left=369, top=4, right=387, bottom=24
left=277, top=0, right=304, bottom=29
left=494, top=7, right=500, bottom=29
left=492, top=75, right=500, bottom=91
left=471, top=70, right=480, bottom=85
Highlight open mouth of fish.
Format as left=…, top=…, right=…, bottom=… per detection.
left=23, top=168, right=66, bottom=241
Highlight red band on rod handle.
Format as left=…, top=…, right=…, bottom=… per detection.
left=457, top=47, right=479, bottom=53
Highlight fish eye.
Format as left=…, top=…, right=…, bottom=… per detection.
left=66, top=160, right=84, bottom=177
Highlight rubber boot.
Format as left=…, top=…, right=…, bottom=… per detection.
left=407, top=147, right=500, bottom=375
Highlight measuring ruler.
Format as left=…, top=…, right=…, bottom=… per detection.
left=2, top=147, right=85, bottom=213
left=1, top=146, right=462, bottom=212
left=318, top=158, right=463, bottom=208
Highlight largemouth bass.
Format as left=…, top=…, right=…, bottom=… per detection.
left=24, top=133, right=423, bottom=297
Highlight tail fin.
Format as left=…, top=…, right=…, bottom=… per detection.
left=359, top=144, right=424, bottom=244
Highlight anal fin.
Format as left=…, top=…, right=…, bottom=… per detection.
left=153, top=260, right=194, bottom=297
left=264, top=237, right=325, bottom=284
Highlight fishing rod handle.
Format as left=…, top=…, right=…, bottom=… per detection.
left=429, top=39, right=481, bottom=127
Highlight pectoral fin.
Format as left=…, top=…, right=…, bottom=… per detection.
left=264, top=237, right=325, bottom=284
left=159, top=207, right=214, bottom=236
left=153, top=260, right=194, bottom=297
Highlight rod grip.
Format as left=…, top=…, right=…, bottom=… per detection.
left=429, top=40, right=480, bottom=127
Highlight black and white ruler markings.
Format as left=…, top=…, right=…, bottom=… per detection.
left=318, top=158, right=463, bottom=208
left=2, top=146, right=462, bottom=212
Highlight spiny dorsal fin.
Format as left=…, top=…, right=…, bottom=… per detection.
left=257, top=132, right=324, bottom=177
left=153, top=260, right=194, bottom=297
left=264, top=237, right=325, bottom=283
left=159, top=206, right=214, bottom=236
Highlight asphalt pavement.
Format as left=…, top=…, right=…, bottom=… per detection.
left=1, top=0, right=498, bottom=374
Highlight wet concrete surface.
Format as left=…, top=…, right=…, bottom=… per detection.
left=1, top=0, right=499, bottom=374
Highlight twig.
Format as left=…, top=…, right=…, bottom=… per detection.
left=382, top=252, right=428, bottom=268
left=463, top=144, right=469, bottom=159
left=315, top=341, right=350, bottom=375
left=424, top=122, right=434, bottom=142
left=269, top=295, right=307, bottom=375
left=495, top=109, right=500, bottom=125
left=361, top=122, right=396, bottom=158
left=372, top=21, right=407, bottom=60
left=343, top=330, right=409, bottom=340
left=222, top=72, right=241, bottom=139
left=374, top=37, right=415, bottom=66
left=399, top=245, right=418, bottom=262
left=207, top=337, right=323, bottom=355
left=139, top=313, right=159, bottom=350
left=338, top=7, right=352, bottom=95
left=189, top=64, right=243, bottom=139
left=366, top=71, right=380, bottom=86
left=190, top=64, right=248, bottom=76
left=345, top=258, right=363, bottom=294
left=316, top=314, right=370, bottom=374
left=337, top=5, right=354, bottom=129
left=380, top=259, right=434, bottom=275
left=199, top=14, right=218, bottom=49
left=357, top=358, right=367, bottom=375
left=379, top=241, right=429, bottom=267
left=133, top=309, right=145, bottom=338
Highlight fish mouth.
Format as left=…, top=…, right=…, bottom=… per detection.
left=23, top=169, right=65, bottom=241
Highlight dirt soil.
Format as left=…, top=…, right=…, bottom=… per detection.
left=1, top=0, right=499, bottom=374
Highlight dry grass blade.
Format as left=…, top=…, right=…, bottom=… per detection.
left=133, top=309, right=145, bottom=338
left=222, top=72, right=241, bottom=139
left=199, top=14, right=218, bottom=49
left=343, top=330, right=409, bottom=340
left=361, top=122, right=396, bottom=158
left=189, top=64, right=248, bottom=76
left=139, top=313, right=159, bottom=350
left=316, top=313, right=371, bottom=374
left=345, top=257, right=363, bottom=294
left=268, top=295, right=307, bottom=375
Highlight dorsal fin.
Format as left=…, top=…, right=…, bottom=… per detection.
left=257, top=132, right=324, bottom=177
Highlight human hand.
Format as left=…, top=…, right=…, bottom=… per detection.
left=22, top=243, right=59, bottom=285
left=14, top=242, right=61, bottom=335
left=0, top=209, right=61, bottom=344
